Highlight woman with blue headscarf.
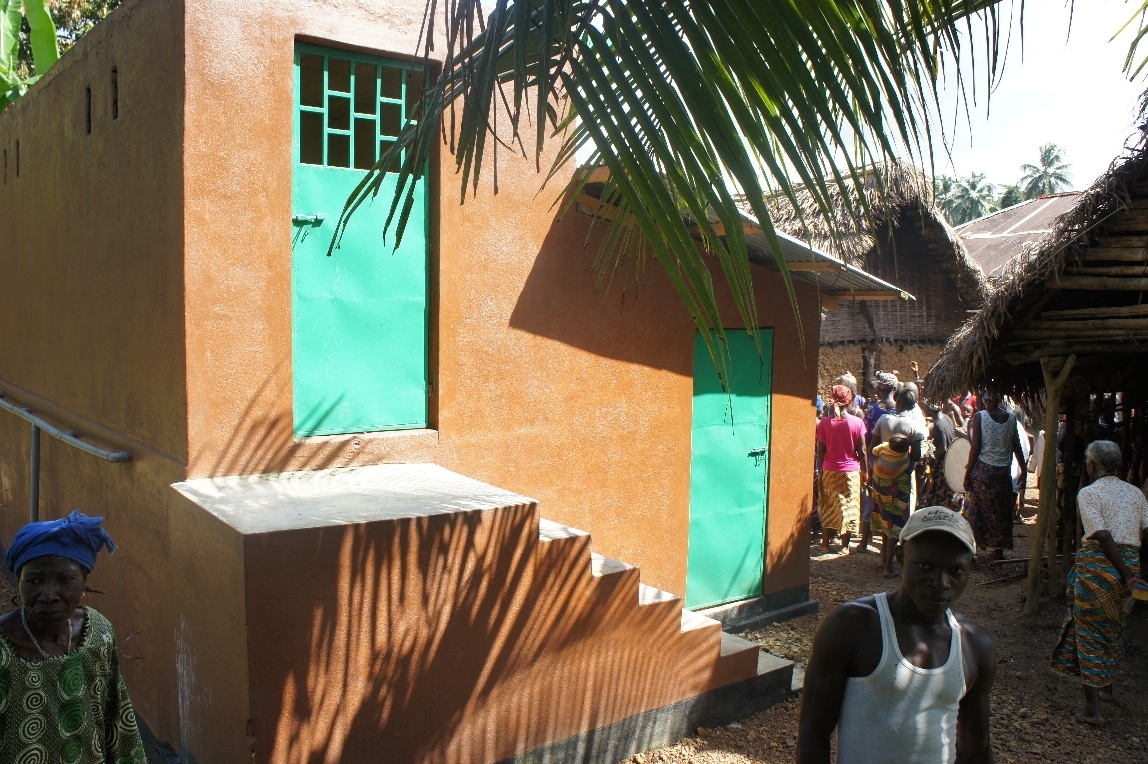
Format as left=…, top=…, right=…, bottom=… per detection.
left=0, top=511, right=146, bottom=763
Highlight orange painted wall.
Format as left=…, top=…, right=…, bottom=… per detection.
left=0, top=0, right=819, bottom=758
left=0, top=0, right=187, bottom=460
left=0, top=0, right=251, bottom=758
left=180, top=0, right=818, bottom=599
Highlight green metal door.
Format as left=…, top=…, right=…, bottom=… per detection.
left=292, top=45, right=428, bottom=436
left=685, top=330, right=773, bottom=609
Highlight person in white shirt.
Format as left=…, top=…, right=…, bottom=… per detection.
left=1050, top=440, right=1148, bottom=726
left=798, top=508, right=996, bottom=763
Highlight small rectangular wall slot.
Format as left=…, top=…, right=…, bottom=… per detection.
left=111, top=68, right=118, bottom=119
left=15, top=141, right=19, bottom=178
left=85, top=88, right=92, bottom=134
left=2, top=149, right=6, bottom=184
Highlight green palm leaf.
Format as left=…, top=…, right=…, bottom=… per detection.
left=331, top=0, right=1013, bottom=387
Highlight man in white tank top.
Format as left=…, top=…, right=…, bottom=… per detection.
left=797, top=507, right=997, bottom=763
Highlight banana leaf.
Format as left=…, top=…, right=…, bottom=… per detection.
left=0, top=0, right=58, bottom=111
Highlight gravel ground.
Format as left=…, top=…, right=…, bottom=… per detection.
left=626, top=484, right=1148, bottom=764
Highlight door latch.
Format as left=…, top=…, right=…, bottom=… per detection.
left=748, top=447, right=768, bottom=457
left=292, top=213, right=327, bottom=227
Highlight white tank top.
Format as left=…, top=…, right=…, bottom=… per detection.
left=977, top=410, right=1016, bottom=467
left=836, top=593, right=966, bottom=764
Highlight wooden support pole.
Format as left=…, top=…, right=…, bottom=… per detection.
left=1109, top=222, right=1148, bottom=234
left=1059, top=397, right=1081, bottom=596
left=1001, top=344, right=1148, bottom=365
left=1010, top=329, right=1148, bottom=341
left=1122, top=397, right=1134, bottom=477
left=1026, top=354, right=1076, bottom=616
left=1091, top=235, right=1148, bottom=246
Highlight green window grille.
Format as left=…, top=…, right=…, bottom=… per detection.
left=296, top=46, right=423, bottom=171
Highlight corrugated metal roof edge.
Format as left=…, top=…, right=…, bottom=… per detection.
left=573, top=169, right=913, bottom=300
left=954, top=192, right=1082, bottom=231
left=740, top=213, right=915, bottom=300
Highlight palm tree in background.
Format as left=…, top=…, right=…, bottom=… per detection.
left=950, top=173, right=998, bottom=224
left=1019, top=143, right=1073, bottom=199
left=934, top=175, right=959, bottom=222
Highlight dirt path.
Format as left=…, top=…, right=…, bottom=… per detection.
left=627, top=499, right=1148, bottom=764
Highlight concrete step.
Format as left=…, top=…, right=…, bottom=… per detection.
left=680, top=607, right=722, bottom=636
left=637, top=583, right=680, bottom=607
left=534, top=519, right=594, bottom=595
left=538, top=517, right=590, bottom=544
left=637, top=583, right=683, bottom=623
left=537, top=518, right=591, bottom=565
left=716, top=631, right=761, bottom=681
left=590, top=552, right=635, bottom=577
left=590, top=552, right=640, bottom=608
left=719, top=631, right=759, bottom=658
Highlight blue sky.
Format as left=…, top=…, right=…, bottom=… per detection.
left=932, top=0, right=1146, bottom=191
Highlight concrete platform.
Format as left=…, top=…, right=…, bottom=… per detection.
left=698, top=586, right=818, bottom=633
left=499, top=651, right=795, bottom=764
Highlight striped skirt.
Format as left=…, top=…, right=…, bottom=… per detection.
left=819, top=469, right=861, bottom=536
left=870, top=468, right=913, bottom=539
left=1050, top=543, right=1140, bottom=687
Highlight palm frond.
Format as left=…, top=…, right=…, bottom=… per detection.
left=331, top=0, right=1016, bottom=387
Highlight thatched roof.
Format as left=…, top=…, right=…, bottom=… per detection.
left=928, top=140, right=1148, bottom=399
left=745, top=161, right=989, bottom=309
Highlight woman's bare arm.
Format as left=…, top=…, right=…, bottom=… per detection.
left=956, top=621, right=996, bottom=764
left=964, top=412, right=982, bottom=492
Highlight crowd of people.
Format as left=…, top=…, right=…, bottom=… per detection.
left=813, top=367, right=1030, bottom=576
left=805, top=370, right=1148, bottom=760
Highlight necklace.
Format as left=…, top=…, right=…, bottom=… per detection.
left=20, top=607, right=71, bottom=660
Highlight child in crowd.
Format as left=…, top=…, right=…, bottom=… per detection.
left=870, top=434, right=913, bottom=576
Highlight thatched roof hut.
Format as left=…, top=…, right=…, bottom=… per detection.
left=928, top=141, right=1148, bottom=400
left=743, top=161, right=988, bottom=391
left=759, top=161, right=987, bottom=343
left=928, top=139, right=1148, bottom=614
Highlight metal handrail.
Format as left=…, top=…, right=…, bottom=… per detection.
left=0, top=393, right=131, bottom=463
left=0, top=390, right=131, bottom=523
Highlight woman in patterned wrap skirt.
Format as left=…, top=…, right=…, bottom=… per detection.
left=963, top=388, right=1026, bottom=561
left=0, top=512, right=146, bottom=764
left=1050, top=440, right=1148, bottom=727
left=816, top=385, right=868, bottom=554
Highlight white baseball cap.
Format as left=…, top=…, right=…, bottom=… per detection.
left=900, top=506, right=977, bottom=555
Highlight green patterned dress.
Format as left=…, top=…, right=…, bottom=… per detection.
left=0, top=607, right=146, bottom=764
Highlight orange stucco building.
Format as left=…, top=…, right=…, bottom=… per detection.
left=0, top=0, right=903, bottom=761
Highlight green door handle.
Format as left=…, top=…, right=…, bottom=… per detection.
left=292, top=213, right=327, bottom=226
left=748, top=447, right=768, bottom=457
